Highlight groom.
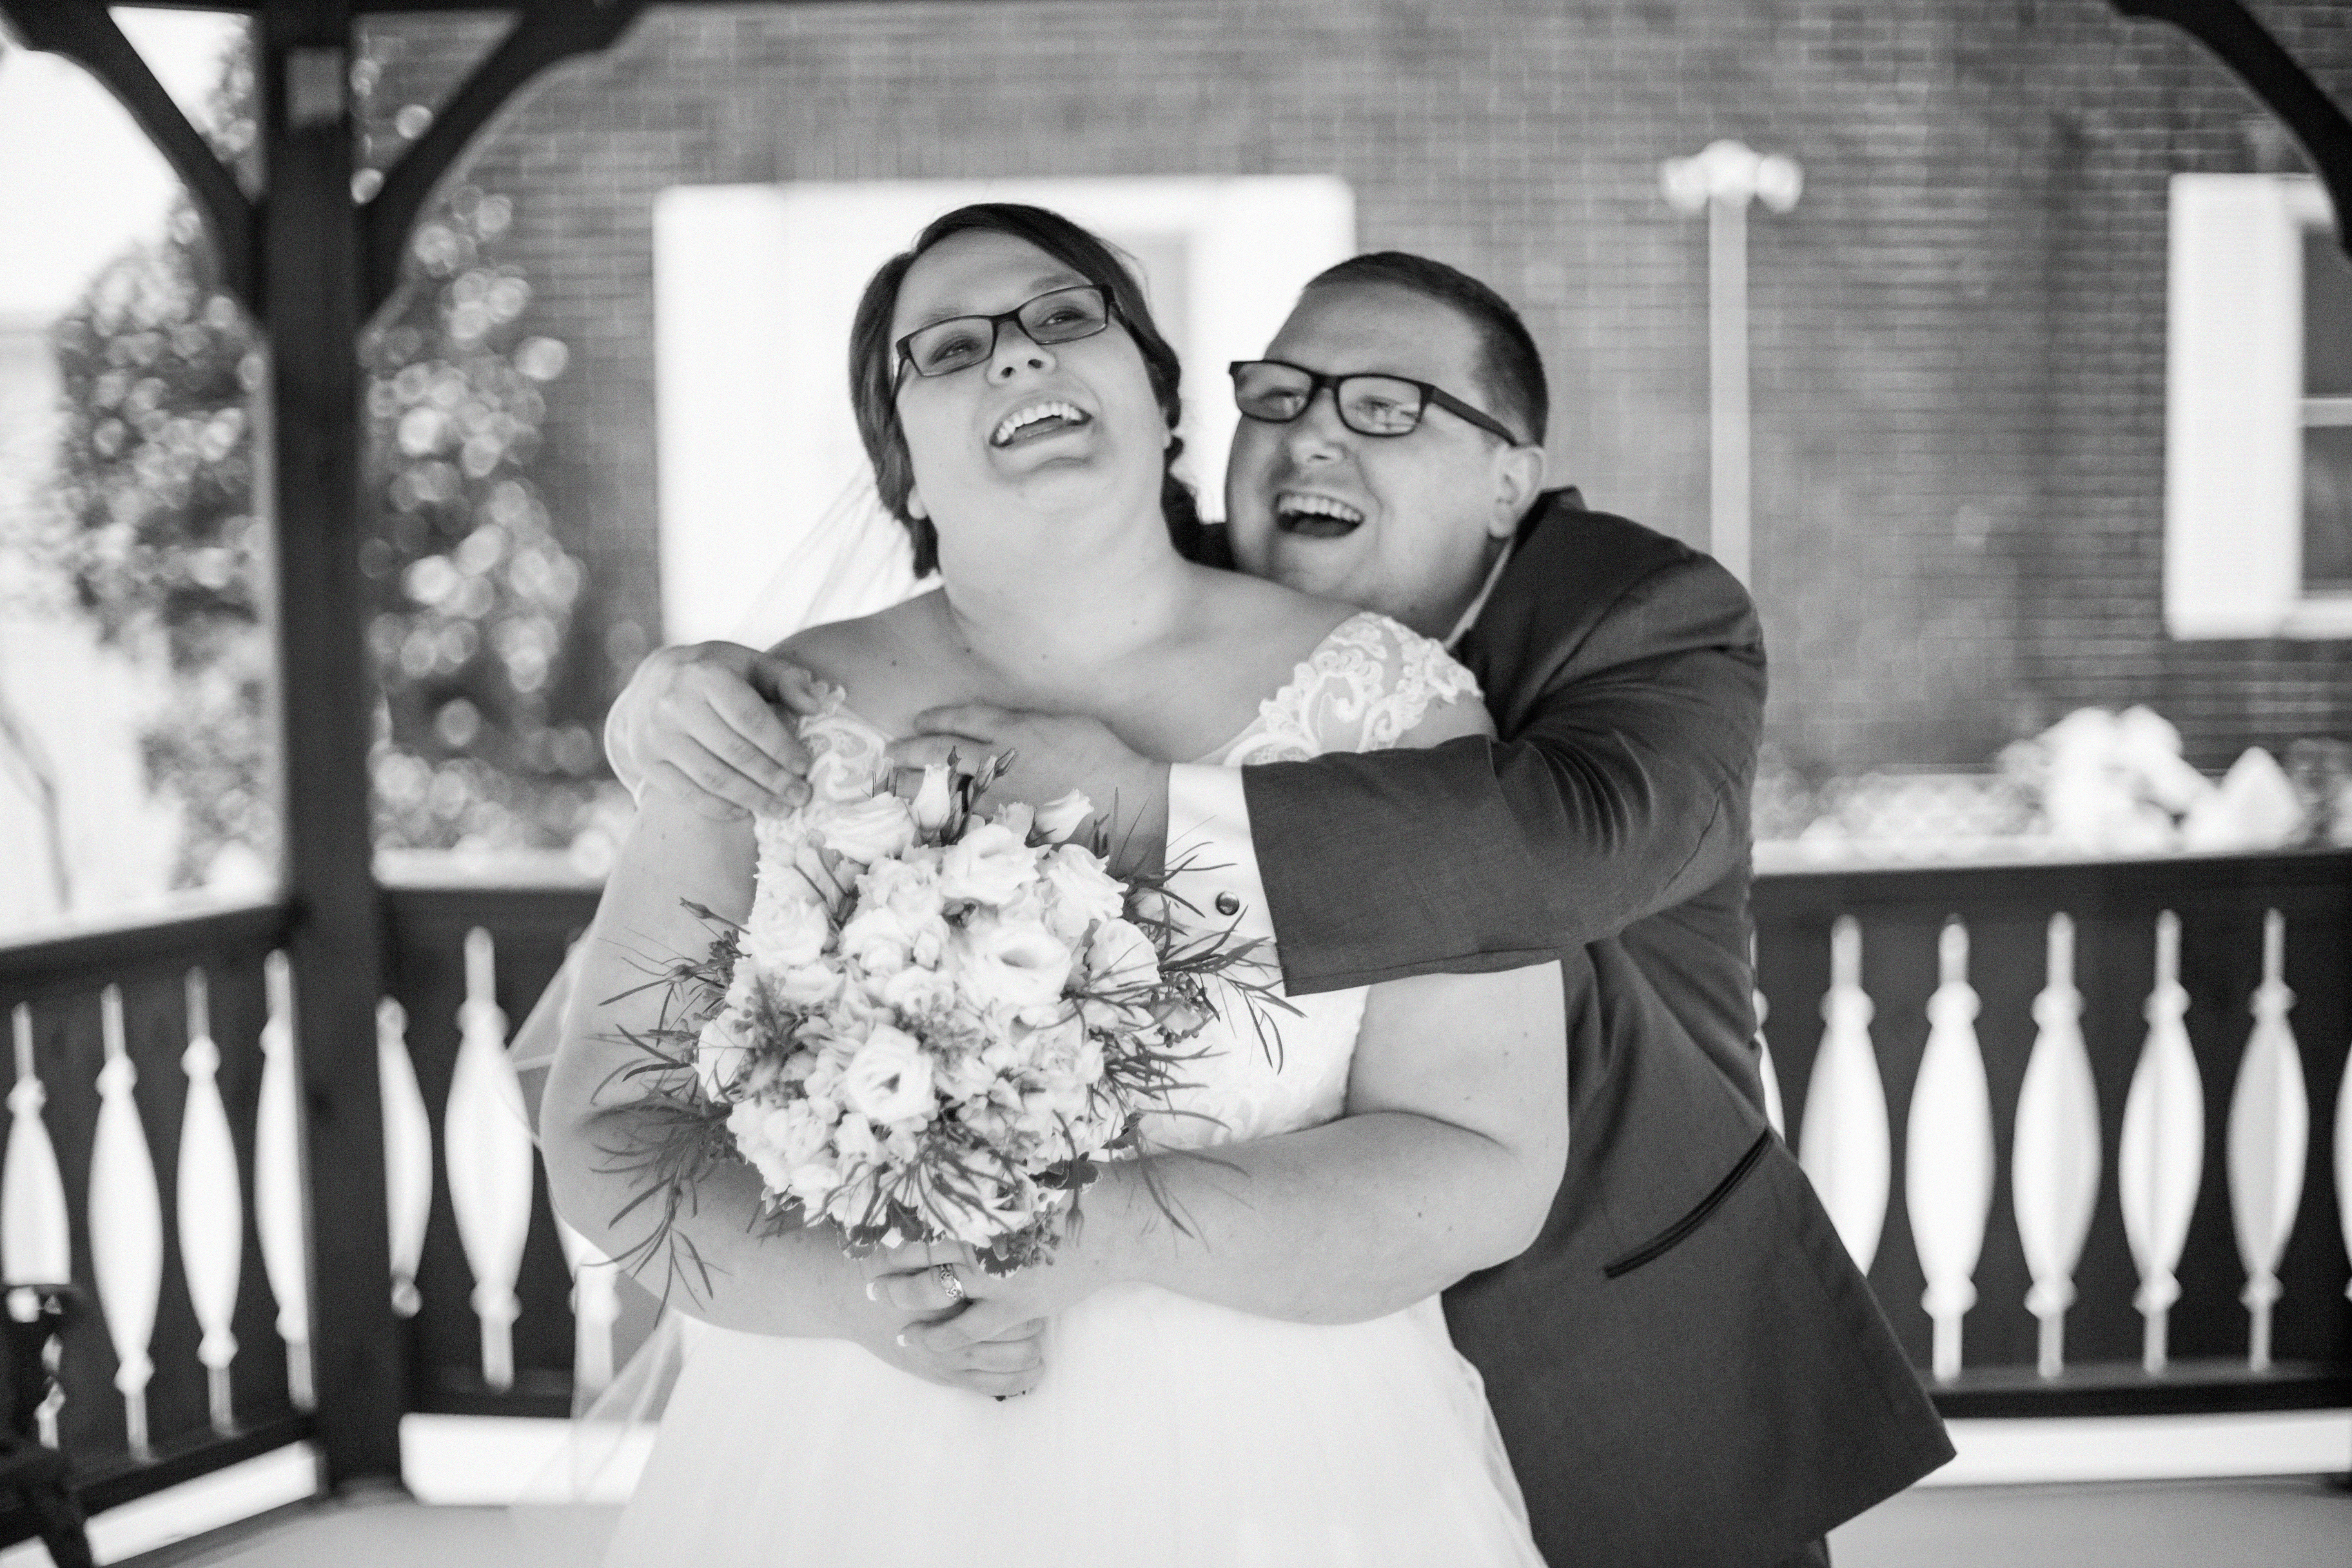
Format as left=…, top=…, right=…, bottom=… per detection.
left=605, top=253, right=1950, bottom=1566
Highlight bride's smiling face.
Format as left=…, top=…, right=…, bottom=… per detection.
left=888, top=230, right=1169, bottom=551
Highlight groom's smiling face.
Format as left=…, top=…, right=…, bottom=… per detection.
left=1224, top=281, right=1543, bottom=639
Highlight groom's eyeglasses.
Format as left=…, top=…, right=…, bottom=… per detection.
left=1228, top=359, right=1526, bottom=446
left=895, top=285, right=1116, bottom=381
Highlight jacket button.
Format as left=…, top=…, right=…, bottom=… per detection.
left=1214, top=892, right=1242, bottom=917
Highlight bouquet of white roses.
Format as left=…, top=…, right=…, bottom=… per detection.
left=609, top=750, right=1264, bottom=1281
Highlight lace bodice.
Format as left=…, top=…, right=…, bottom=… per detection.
left=775, top=610, right=1483, bottom=1152
left=1203, top=611, right=1481, bottom=767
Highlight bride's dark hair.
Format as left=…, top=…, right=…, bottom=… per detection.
left=848, top=203, right=1203, bottom=575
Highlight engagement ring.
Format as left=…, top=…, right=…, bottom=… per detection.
left=934, top=1263, right=965, bottom=1303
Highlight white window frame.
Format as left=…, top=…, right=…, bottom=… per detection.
left=2165, top=172, right=2352, bottom=638
left=651, top=177, right=1355, bottom=645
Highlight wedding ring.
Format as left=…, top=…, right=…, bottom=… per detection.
left=933, top=1263, right=965, bottom=1303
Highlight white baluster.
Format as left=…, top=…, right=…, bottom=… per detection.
left=1799, top=917, right=1891, bottom=1272
left=2013, top=913, right=2102, bottom=1377
left=2120, top=912, right=2203, bottom=1373
left=556, top=1218, right=621, bottom=1398
left=254, top=952, right=314, bottom=1411
left=1906, top=918, right=1995, bottom=1381
left=378, top=999, right=434, bottom=1318
left=89, top=986, right=163, bottom=1460
left=444, top=928, right=535, bottom=1393
left=2227, top=910, right=2306, bottom=1372
left=1753, top=983, right=1786, bottom=1138
left=5, top=1004, right=73, bottom=1446
left=176, top=970, right=243, bottom=1434
left=2336, top=1029, right=2352, bottom=1304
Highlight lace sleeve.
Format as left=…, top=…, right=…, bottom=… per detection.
left=1222, top=612, right=1484, bottom=764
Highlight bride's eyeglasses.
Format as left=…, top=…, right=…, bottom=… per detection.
left=1228, top=359, right=1526, bottom=445
left=895, top=285, right=1117, bottom=381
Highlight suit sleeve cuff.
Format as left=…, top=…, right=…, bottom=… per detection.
left=1165, top=764, right=1273, bottom=942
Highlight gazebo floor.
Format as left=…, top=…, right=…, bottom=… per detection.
left=92, top=1474, right=2351, bottom=1568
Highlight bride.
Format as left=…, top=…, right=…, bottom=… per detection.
left=541, top=203, right=1565, bottom=1566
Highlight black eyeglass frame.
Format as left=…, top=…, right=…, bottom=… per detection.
left=1227, top=358, right=1527, bottom=446
left=894, top=285, right=1118, bottom=383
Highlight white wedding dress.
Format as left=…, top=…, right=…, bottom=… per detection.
left=599, top=610, right=1544, bottom=1568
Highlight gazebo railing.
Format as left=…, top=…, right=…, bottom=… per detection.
left=0, top=902, right=316, bottom=1528
left=386, top=847, right=2352, bottom=1428
left=4, top=848, right=2342, bottom=1531
left=1753, top=846, right=2352, bottom=1415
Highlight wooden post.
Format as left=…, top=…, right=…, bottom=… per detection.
left=256, top=0, right=405, bottom=1484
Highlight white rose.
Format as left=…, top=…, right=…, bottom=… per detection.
left=860, top=856, right=947, bottom=922
left=761, top=1100, right=833, bottom=1168
left=785, top=1162, right=842, bottom=1204
left=804, top=724, right=880, bottom=804
left=1009, top=1010, right=1087, bottom=1069
left=910, top=763, right=956, bottom=832
left=839, top=903, right=916, bottom=976
left=951, top=913, right=1074, bottom=1016
left=807, top=794, right=918, bottom=864
left=747, top=890, right=830, bottom=971
left=842, top=1024, right=937, bottom=1124
left=1084, top=917, right=1162, bottom=996
left=935, top=1044, right=1001, bottom=1102
left=1034, top=790, right=1095, bottom=844
left=1038, top=844, right=1126, bottom=943
left=771, top=961, right=843, bottom=1009
left=994, top=801, right=1036, bottom=844
left=939, top=821, right=1040, bottom=906
left=883, top=964, right=958, bottom=1018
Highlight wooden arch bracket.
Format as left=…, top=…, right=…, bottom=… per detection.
left=1, top=0, right=258, bottom=306
left=2112, top=0, right=2352, bottom=259
left=361, top=0, right=647, bottom=315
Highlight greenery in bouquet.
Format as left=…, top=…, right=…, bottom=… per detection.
left=595, top=758, right=1284, bottom=1294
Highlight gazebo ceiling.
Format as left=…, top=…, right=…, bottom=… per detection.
left=2, top=0, right=2345, bottom=320
left=11, top=0, right=2352, bottom=308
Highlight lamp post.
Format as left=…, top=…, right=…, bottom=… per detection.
left=1661, top=140, right=1802, bottom=587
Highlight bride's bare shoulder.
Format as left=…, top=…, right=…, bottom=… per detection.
left=771, top=590, right=951, bottom=722
left=1186, top=564, right=1356, bottom=662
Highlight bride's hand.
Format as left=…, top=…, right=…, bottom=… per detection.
left=853, top=1243, right=1051, bottom=1399
left=610, top=640, right=827, bottom=819
left=870, top=1240, right=1111, bottom=1365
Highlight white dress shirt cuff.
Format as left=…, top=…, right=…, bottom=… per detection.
left=1164, top=764, right=1274, bottom=944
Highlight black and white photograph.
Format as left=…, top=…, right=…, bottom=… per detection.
left=0, top=2, right=2345, bottom=1565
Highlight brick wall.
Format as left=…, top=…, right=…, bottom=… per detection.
left=361, top=0, right=2352, bottom=776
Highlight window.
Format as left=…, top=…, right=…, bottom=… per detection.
left=2303, top=223, right=2352, bottom=591
left=2165, top=173, right=2352, bottom=637
left=650, top=177, right=1355, bottom=644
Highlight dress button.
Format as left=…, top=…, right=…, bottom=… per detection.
left=1214, top=892, right=1242, bottom=917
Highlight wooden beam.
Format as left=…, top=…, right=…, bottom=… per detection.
left=0, top=0, right=257, bottom=306
left=254, top=0, right=408, bottom=1487
left=2112, top=0, right=2352, bottom=261
left=361, top=0, right=647, bottom=317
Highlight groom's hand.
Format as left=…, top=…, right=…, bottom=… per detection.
left=609, top=641, right=825, bottom=819
left=888, top=706, right=1171, bottom=875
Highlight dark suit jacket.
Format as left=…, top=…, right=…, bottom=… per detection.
left=1221, top=492, right=1953, bottom=1567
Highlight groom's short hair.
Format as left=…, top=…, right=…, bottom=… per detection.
left=1303, top=252, right=1548, bottom=446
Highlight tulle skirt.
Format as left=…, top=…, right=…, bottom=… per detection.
left=600, top=1284, right=1543, bottom=1567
